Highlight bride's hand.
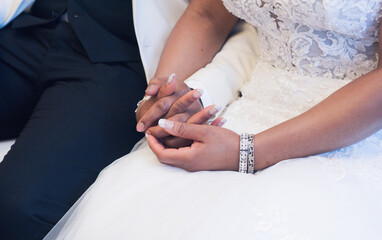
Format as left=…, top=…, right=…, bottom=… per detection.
left=147, top=119, right=240, bottom=172
left=147, top=105, right=224, bottom=148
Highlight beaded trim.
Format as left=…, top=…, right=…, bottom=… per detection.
left=239, top=133, right=249, bottom=173
left=239, top=133, right=255, bottom=174
left=247, top=134, right=255, bottom=174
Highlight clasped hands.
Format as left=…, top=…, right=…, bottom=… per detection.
left=135, top=74, right=240, bottom=172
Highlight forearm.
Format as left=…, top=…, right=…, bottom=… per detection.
left=154, top=0, right=238, bottom=81
left=255, top=68, right=382, bottom=170
left=379, top=23, right=382, bottom=68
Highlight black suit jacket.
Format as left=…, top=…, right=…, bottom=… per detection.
left=12, top=0, right=141, bottom=63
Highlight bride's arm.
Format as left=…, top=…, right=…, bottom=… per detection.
left=252, top=67, right=382, bottom=169
left=253, top=23, right=382, bottom=169
left=148, top=67, right=382, bottom=171
left=147, top=24, right=382, bottom=171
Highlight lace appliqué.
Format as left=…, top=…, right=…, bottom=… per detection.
left=223, top=0, right=382, bottom=79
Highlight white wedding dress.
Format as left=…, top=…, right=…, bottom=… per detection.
left=46, top=1, right=382, bottom=239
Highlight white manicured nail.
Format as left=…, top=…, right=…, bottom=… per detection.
left=217, top=118, right=227, bottom=127
left=209, top=105, right=222, bottom=115
left=142, top=95, right=151, bottom=101
left=158, top=119, right=174, bottom=130
left=167, top=73, right=176, bottom=84
left=193, top=88, right=204, bottom=99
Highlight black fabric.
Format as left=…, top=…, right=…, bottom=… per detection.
left=0, top=19, right=145, bottom=240
left=12, top=0, right=141, bottom=63
left=78, top=0, right=137, bottom=44
left=31, top=0, right=68, bottom=19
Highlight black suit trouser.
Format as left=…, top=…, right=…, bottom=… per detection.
left=0, top=22, right=146, bottom=239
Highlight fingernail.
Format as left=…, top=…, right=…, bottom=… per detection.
left=145, top=133, right=149, bottom=138
left=209, top=105, right=222, bottom=115
left=193, top=88, right=204, bottom=99
left=217, top=118, right=227, bottom=127
left=167, top=73, right=176, bottom=84
left=146, top=85, right=156, bottom=94
left=142, top=95, right=151, bottom=101
left=137, top=122, right=145, bottom=132
left=158, top=119, right=174, bottom=130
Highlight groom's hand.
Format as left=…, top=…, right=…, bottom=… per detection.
left=136, top=74, right=225, bottom=148
left=135, top=74, right=204, bottom=134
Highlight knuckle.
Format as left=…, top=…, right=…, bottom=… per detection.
left=172, top=101, right=186, bottom=114
left=191, top=102, right=203, bottom=111
left=156, top=100, right=169, bottom=112
left=156, top=154, right=164, bottom=162
left=176, top=113, right=189, bottom=123
left=149, top=77, right=161, bottom=84
left=174, top=122, right=187, bottom=136
left=157, top=154, right=168, bottom=164
left=196, top=112, right=209, bottom=123
left=176, top=86, right=190, bottom=96
left=184, top=164, right=196, bottom=172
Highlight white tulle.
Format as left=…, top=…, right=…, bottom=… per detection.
left=45, top=1, right=382, bottom=239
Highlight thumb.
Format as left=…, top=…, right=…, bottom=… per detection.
left=158, top=119, right=208, bottom=142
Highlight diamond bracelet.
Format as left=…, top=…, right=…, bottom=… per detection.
left=239, top=133, right=255, bottom=174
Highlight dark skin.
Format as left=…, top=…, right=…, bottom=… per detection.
left=135, top=0, right=237, bottom=147
left=135, top=78, right=224, bottom=147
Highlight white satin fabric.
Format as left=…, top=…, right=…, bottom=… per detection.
left=45, top=1, right=382, bottom=239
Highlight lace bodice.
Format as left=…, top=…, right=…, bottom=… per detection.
left=223, top=0, right=382, bottom=79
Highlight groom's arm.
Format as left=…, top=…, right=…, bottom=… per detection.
left=136, top=0, right=238, bottom=133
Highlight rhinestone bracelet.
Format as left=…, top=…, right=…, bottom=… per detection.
left=247, top=134, right=255, bottom=174
left=239, top=133, right=249, bottom=173
left=239, top=133, right=255, bottom=174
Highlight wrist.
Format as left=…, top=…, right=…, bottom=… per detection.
left=253, top=129, right=289, bottom=170
left=237, top=133, right=256, bottom=174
